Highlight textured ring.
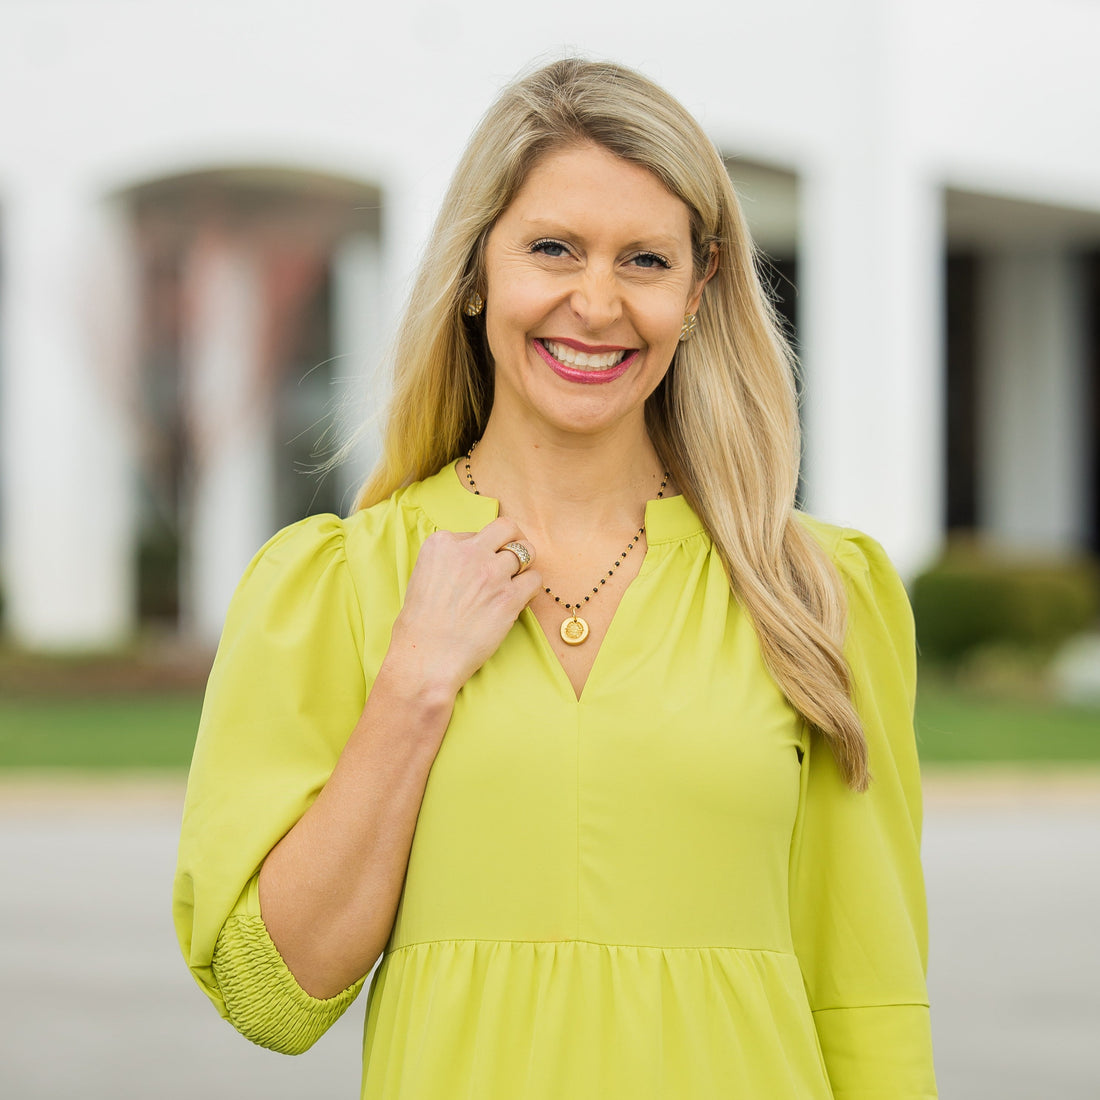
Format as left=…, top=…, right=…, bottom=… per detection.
left=500, top=541, right=532, bottom=577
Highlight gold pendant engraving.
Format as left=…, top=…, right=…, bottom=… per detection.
left=560, top=615, right=590, bottom=646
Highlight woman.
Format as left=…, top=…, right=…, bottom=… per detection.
left=174, top=58, right=937, bottom=1098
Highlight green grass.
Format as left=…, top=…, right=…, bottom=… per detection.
left=0, top=681, right=1096, bottom=770
left=0, top=694, right=202, bottom=769
left=915, top=685, right=1100, bottom=763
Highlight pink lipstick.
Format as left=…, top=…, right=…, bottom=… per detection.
left=533, top=339, right=639, bottom=385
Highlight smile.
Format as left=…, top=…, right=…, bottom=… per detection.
left=534, top=339, right=639, bottom=385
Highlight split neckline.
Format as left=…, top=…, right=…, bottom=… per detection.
left=410, top=461, right=707, bottom=546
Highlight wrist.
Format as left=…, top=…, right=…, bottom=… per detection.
left=381, top=620, right=467, bottom=701
left=373, top=650, right=459, bottom=736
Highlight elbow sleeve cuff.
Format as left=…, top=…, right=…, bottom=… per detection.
left=211, top=914, right=364, bottom=1055
left=813, top=1003, right=937, bottom=1099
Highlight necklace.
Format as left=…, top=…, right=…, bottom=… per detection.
left=464, top=443, right=669, bottom=646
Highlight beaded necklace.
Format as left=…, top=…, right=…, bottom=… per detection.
left=464, top=443, right=669, bottom=646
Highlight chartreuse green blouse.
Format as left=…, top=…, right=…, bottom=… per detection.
left=174, top=463, right=937, bottom=1099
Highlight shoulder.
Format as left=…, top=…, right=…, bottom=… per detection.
left=795, top=513, right=909, bottom=609
left=245, top=512, right=348, bottom=573
left=339, top=474, right=455, bottom=583
left=237, top=466, right=476, bottom=622
left=796, top=514, right=916, bottom=712
left=210, top=515, right=364, bottom=672
left=229, top=514, right=352, bottom=617
left=796, top=509, right=914, bottom=654
left=795, top=512, right=895, bottom=577
left=246, top=480, right=431, bottom=577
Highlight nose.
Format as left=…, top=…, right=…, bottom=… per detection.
left=569, top=263, right=622, bottom=333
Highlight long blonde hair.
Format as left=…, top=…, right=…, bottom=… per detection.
left=356, top=58, right=868, bottom=790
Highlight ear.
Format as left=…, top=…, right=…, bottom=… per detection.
left=687, top=244, right=719, bottom=314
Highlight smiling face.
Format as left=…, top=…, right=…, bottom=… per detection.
left=481, top=142, right=712, bottom=440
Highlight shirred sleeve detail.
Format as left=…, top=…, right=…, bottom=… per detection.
left=210, top=877, right=365, bottom=1055
left=173, top=514, right=367, bottom=1042
left=789, top=527, right=937, bottom=1098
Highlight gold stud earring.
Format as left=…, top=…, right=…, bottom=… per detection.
left=679, top=313, right=697, bottom=342
left=463, top=292, right=485, bottom=317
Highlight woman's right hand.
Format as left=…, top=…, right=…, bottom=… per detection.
left=382, top=516, right=543, bottom=710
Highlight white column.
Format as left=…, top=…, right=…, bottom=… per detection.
left=331, top=231, right=385, bottom=510
left=180, top=235, right=275, bottom=645
left=978, top=249, right=1089, bottom=551
left=799, top=158, right=944, bottom=577
left=380, top=168, right=442, bottom=318
left=0, top=183, right=137, bottom=649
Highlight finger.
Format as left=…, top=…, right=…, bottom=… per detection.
left=496, top=540, right=535, bottom=578
left=493, top=567, right=543, bottom=620
left=471, top=517, right=536, bottom=580
left=471, top=515, right=525, bottom=551
left=509, top=568, right=544, bottom=607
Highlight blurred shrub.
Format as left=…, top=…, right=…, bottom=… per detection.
left=138, top=531, right=180, bottom=622
left=911, top=546, right=1100, bottom=663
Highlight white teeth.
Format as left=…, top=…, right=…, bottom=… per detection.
left=543, top=340, right=627, bottom=370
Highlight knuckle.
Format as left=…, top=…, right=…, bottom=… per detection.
left=422, top=530, right=453, bottom=554
left=415, top=535, right=447, bottom=569
left=476, top=558, right=500, bottom=587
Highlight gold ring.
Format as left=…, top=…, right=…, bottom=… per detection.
left=500, top=541, right=532, bottom=577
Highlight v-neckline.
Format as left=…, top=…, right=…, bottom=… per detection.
left=409, top=462, right=705, bottom=703
left=519, top=566, right=648, bottom=703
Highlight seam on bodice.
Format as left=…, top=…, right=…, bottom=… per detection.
left=384, top=937, right=798, bottom=959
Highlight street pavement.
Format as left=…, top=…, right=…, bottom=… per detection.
left=1, top=771, right=1098, bottom=1099
left=923, top=772, right=1100, bottom=1099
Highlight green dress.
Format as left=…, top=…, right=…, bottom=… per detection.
left=174, top=463, right=937, bottom=1098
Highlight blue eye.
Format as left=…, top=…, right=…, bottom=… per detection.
left=632, top=252, right=671, bottom=269
left=531, top=239, right=570, bottom=257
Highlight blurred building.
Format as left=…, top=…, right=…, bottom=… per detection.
left=1, top=0, right=1098, bottom=650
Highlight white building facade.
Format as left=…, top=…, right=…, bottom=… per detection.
left=1, top=0, right=1098, bottom=650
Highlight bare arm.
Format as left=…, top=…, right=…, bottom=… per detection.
left=257, top=516, right=541, bottom=998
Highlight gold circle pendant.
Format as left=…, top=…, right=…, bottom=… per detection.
left=560, top=615, right=590, bottom=646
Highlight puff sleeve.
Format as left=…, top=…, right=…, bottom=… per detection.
left=788, top=529, right=937, bottom=1098
left=173, top=515, right=369, bottom=1053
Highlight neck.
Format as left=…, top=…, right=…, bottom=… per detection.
left=468, top=417, right=668, bottom=540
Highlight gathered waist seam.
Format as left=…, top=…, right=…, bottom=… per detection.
left=384, top=937, right=797, bottom=959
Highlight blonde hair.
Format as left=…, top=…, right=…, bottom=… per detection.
left=356, top=58, right=869, bottom=789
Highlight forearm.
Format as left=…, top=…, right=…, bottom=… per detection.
left=252, top=517, right=540, bottom=1001
left=257, top=655, right=456, bottom=998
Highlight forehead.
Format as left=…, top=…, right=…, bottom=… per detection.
left=501, top=143, right=693, bottom=239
